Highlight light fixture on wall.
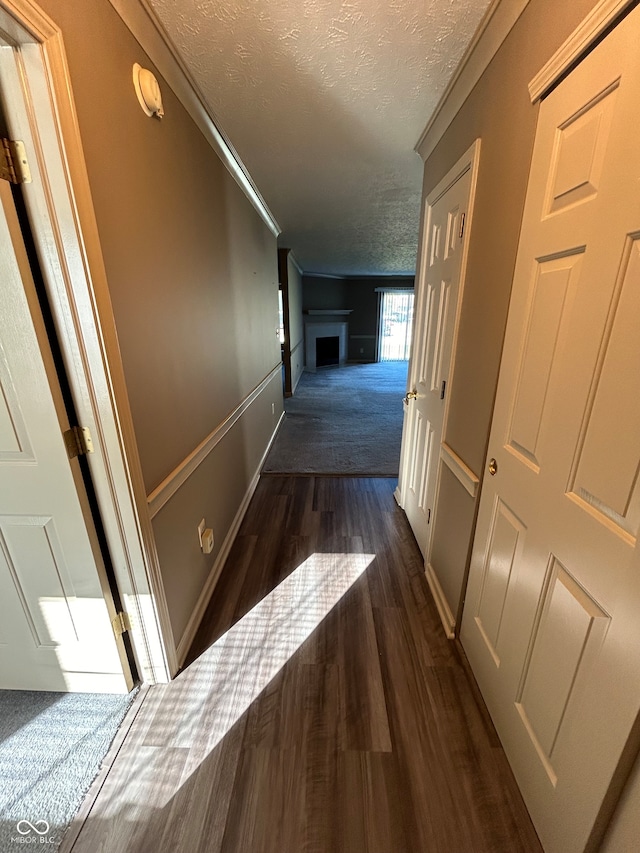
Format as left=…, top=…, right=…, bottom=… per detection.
left=133, top=63, right=164, bottom=118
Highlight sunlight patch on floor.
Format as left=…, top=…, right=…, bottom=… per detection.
left=98, top=551, right=375, bottom=814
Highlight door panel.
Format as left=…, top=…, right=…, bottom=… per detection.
left=461, top=8, right=640, bottom=852
left=1, top=516, right=79, bottom=647
left=475, top=498, right=526, bottom=666
left=516, top=559, right=611, bottom=780
left=0, top=344, right=33, bottom=459
left=0, top=180, right=127, bottom=692
left=545, top=82, right=617, bottom=215
left=507, top=253, right=583, bottom=467
left=570, top=236, right=640, bottom=535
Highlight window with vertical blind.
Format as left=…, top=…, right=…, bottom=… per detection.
left=376, top=288, right=414, bottom=361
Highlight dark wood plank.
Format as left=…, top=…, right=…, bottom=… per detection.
left=66, top=475, right=542, bottom=853
left=220, top=746, right=306, bottom=853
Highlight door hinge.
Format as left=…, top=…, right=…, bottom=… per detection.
left=0, top=138, right=32, bottom=185
left=63, top=425, right=95, bottom=459
left=440, top=380, right=447, bottom=400
left=112, top=611, right=132, bottom=637
left=427, top=508, right=431, bottom=524
left=459, top=212, right=466, bottom=240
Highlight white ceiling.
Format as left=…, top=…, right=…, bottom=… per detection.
left=147, top=0, right=493, bottom=276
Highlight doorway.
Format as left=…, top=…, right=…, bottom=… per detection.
left=0, top=3, right=171, bottom=685
left=396, top=141, right=480, bottom=605
left=0, top=175, right=134, bottom=692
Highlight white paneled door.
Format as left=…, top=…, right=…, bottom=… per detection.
left=461, top=9, right=640, bottom=853
left=398, top=147, right=476, bottom=559
left=0, top=180, right=128, bottom=692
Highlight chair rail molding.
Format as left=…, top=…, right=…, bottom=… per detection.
left=147, top=364, right=282, bottom=518
left=440, top=443, right=480, bottom=499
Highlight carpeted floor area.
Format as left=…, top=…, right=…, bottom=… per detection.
left=0, top=689, right=137, bottom=853
left=263, top=361, right=408, bottom=475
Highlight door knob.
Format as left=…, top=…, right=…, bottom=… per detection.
left=403, top=389, right=418, bottom=405
left=488, top=457, right=498, bottom=476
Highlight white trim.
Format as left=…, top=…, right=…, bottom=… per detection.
left=440, top=443, right=480, bottom=498
left=0, top=0, right=174, bottom=682
left=428, top=137, right=482, bottom=204
left=304, top=322, right=349, bottom=371
left=416, top=0, right=530, bottom=161
left=425, top=563, right=456, bottom=639
left=304, top=272, right=415, bottom=280
left=288, top=252, right=304, bottom=276
left=107, top=0, right=280, bottom=239
left=302, top=272, right=345, bottom=280
left=147, top=365, right=281, bottom=518
left=175, top=410, right=285, bottom=665
left=289, top=341, right=304, bottom=395
left=528, top=0, right=635, bottom=102
left=304, top=309, right=353, bottom=315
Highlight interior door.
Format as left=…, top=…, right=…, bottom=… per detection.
left=460, top=9, right=640, bottom=853
left=0, top=179, right=128, bottom=693
left=399, top=159, right=474, bottom=557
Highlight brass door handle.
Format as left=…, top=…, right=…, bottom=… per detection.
left=488, top=457, right=498, bottom=476
left=403, top=389, right=418, bottom=405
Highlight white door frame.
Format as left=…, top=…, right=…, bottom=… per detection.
left=0, top=0, right=175, bottom=681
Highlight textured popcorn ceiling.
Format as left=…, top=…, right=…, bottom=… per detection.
left=147, top=0, right=492, bottom=275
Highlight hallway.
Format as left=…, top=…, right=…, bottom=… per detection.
left=64, top=476, right=542, bottom=853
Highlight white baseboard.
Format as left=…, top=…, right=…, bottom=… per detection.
left=175, top=411, right=285, bottom=667
left=425, top=563, right=456, bottom=639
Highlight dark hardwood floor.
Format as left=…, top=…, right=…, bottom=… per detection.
left=65, top=476, right=543, bottom=853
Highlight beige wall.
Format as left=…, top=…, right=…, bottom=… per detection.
left=600, top=748, right=640, bottom=853
left=421, top=0, right=603, bottom=621
left=39, top=0, right=283, bottom=650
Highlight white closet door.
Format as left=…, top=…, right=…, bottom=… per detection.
left=461, top=8, right=640, bottom=852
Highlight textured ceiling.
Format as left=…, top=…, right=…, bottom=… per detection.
left=147, top=0, right=493, bottom=275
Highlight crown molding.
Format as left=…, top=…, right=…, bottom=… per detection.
left=107, top=0, right=280, bottom=238
left=528, top=0, right=635, bottom=102
left=288, top=251, right=304, bottom=276
left=304, top=272, right=416, bottom=280
left=415, top=0, right=530, bottom=161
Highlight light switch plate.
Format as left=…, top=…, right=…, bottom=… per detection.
left=202, top=528, right=214, bottom=554
left=197, top=518, right=206, bottom=547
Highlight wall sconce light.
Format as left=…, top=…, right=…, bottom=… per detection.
left=133, top=63, right=164, bottom=118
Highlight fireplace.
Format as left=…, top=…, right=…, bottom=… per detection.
left=304, top=320, right=348, bottom=371
left=315, top=335, right=340, bottom=367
